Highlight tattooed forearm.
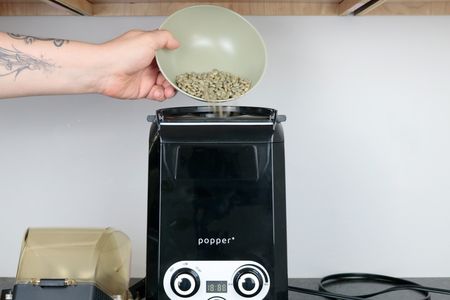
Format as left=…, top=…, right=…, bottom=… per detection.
left=7, top=33, right=69, bottom=48
left=0, top=46, right=55, bottom=79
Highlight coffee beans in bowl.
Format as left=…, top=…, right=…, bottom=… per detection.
left=175, top=69, right=251, bottom=101
left=157, top=5, right=266, bottom=102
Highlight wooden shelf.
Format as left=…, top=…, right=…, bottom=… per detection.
left=1, top=0, right=450, bottom=16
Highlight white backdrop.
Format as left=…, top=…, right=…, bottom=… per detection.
left=1, top=16, right=450, bottom=278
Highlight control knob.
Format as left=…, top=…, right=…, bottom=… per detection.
left=171, top=268, right=200, bottom=298
left=233, top=267, right=264, bottom=297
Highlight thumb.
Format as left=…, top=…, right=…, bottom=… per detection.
left=149, top=29, right=180, bottom=50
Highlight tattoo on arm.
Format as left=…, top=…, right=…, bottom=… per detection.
left=7, top=33, right=69, bottom=48
left=0, top=46, right=55, bottom=79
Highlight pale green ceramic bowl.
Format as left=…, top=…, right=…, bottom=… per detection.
left=156, top=5, right=267, bottom=102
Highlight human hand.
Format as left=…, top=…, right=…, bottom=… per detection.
left=0, top=30, right=179, bottom=100
left=95, top=29, right=180, bottom=101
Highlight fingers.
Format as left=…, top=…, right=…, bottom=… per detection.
left=147, top=83, right=176, bottom=101
left=156, top=73, right=166, bottom=86
left=164, top=85, right=176, bottom=98
left=162, top=80, right=172, bottom=88
left=146, top=63, right=177, bottom=101
left=147, top=84, right=176, bottom=101
left=148, top=85, right=165, bottom=101
left=149, top=29, right=180, bottom=51
left=152, top=72, right=176, bottom=100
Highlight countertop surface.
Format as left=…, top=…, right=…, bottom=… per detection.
left=2, top=277, right=450, bottom=299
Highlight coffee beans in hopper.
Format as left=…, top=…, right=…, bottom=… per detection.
left=175, top=69, right=252, bottom=101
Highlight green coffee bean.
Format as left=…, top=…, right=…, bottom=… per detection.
left=175, top=69, right=252, bottom=101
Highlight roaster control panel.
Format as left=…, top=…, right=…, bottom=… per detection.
left=163, top=261, right=270, bottom=299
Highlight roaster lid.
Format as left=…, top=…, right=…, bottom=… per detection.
left=148, top=106, right=285, bottom=124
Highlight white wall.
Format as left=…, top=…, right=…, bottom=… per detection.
left=1, top=16, right=450, bottom=279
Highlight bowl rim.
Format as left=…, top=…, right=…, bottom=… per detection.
left=156, top=4, right=267, bottom=103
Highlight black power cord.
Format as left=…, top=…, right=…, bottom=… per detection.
left=289, top=285, right=365, bottom=300
left=289, top=273, right=450, bottom=300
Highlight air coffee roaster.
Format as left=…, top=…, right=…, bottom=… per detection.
left=145, top=106, right=288, bottom=299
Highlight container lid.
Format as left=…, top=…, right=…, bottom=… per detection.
left=151, top=106, right=281, bottom=124
left=15, top=228, right=131, bottom=298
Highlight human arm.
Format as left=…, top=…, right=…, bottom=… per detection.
left=0, top=30, right=179, bottom=100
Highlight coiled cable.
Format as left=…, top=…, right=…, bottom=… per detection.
left=289, top=273, right=450, bottom=299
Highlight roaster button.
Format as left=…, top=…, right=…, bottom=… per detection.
left=171, top=268, right=200, bottom=297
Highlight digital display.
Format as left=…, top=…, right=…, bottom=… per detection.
left=206, top=281, right=228, bottom=293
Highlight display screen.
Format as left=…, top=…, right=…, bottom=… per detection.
left=206, top=281, right=228, bottom=293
